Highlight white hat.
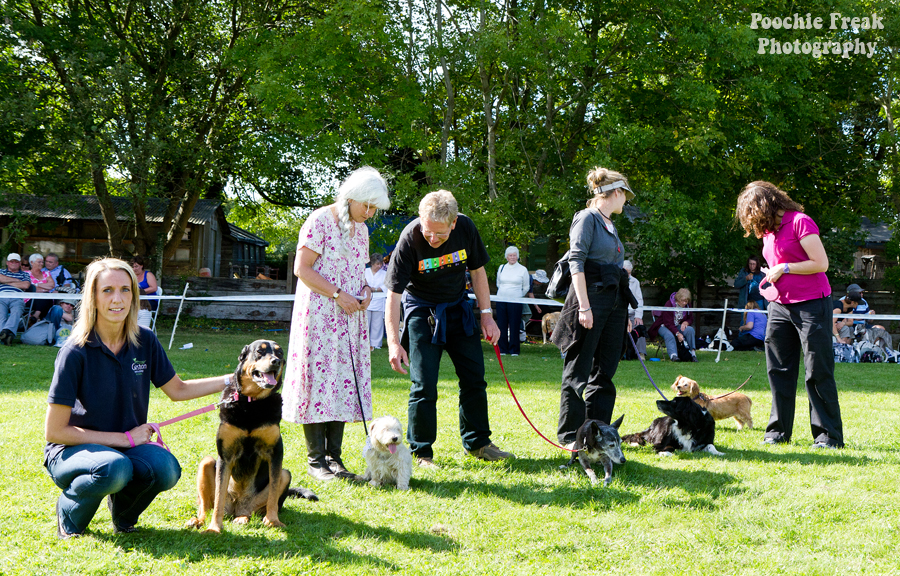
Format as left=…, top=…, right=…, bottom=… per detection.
left=532, top=269, right=549, bottom=283
left=5, top=253, right=21, bottom=262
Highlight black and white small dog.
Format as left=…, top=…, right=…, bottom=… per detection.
left=622, top=397, right=724, bottom=456
left=562, top=416, right=626, bottom=486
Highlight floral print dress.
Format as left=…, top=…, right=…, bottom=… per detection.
left=282, top=206, right=373, bottom=424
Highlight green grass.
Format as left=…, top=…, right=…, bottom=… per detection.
left=2, top=323, right=900, bottom=575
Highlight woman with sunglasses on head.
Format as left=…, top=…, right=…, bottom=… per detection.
left=282, top=167, right=391, bottom=482
left=44, top=258, right=230, bottom=538
left=553, top=167, right=637, bottom=448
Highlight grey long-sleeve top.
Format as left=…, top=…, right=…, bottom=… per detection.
left=568, top=208, right=624, bottom=275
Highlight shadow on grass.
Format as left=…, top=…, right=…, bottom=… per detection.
left=93, top=509, right=457, bottom=567
left=410, top=475, right=640, bottom=510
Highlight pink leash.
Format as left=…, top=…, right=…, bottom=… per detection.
left=145, top=402, right=220, bottom=451
left=493, top=345, right=576, bottom=453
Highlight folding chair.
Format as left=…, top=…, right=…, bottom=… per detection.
left=14, top=298, right=35, bottom=342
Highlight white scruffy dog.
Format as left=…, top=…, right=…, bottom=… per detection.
left=362, top=416, right=412, bottom=490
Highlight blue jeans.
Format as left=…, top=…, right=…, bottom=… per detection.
left=0, top=297, right=25, bottom=333
left=406, top=305, right=492, bottom=458
left=46, top=444, right=181, bottom=534
left=658, top=325, right=696, bottom=358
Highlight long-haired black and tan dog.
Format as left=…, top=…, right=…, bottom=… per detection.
left=186, top=340, right=316, bottom=533
left=562, top=416, right=626, bottom=486
left=622, top=397, right=725, bottom=456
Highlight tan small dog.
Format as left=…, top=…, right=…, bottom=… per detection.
left=671, top=375, right=753, bottom=430
left=542, top=311, right=561, bottom=344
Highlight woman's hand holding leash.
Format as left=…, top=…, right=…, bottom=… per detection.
left=125, top=424, right=154, bottom=447
left=336, top=291, right=363, bottom=314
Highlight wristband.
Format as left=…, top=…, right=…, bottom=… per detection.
left=224, top=374, right=231, bottom=388
left=480, top=308, right=492, bottom=314
left=125, top=431, right=135, bottom=448
left=578, top=307, right=592, bottom=312
left=783, top=263, right=790, bottom=274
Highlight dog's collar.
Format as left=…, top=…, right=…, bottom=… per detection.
left=220, top=391, right=253, bottom=406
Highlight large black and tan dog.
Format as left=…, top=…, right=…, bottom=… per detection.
left=186, top=340, right=316, bottom=533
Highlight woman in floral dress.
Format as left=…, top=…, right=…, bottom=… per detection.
left=282, top=167, right=390, bottom=481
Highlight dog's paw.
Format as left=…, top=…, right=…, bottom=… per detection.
left=233, top=516, right=250, bottom=525
left=263, top=517, right=285, bottom=528
left=658, top=451, right=674, bottom=457
left=602, top=477, right=613, bottom=487
left=369, top=480, right=382, bottom=488
left=705, top=445, right=725, bottom=456
left=397, top=483, right=410, bottom=491
left=203, top=526, right=222, bottom=535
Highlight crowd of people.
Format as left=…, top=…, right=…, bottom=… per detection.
left=13, top=166, right=892, bottom=539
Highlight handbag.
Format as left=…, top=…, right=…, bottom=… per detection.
left=545, top=251, right=571, bottom=301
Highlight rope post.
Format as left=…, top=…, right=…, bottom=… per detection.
left=715, top=298, right=728, bottom=364
left=168, top=282, right=190, bottom=350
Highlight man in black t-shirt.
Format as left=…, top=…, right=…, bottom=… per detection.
left=385, top=190, right=515, bottom=467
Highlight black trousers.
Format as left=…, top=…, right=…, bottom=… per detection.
left=764, top=296, right=844, bottom=447
left=557, top=285, right=627, bottom=444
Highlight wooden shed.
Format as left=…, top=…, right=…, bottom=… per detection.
left=0, top=194, right=268, bottom=277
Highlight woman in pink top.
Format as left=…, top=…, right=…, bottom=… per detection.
left=736, top=181, right=843, bottom=449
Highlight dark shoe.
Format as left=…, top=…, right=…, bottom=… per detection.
left=304, top=423, right=337, bottom=481
left=323, top=421, right=362, bottom=481
left=763, top=436, right=788, bottom=445
left=467, top=443, right=516, bottom=461
left=308, top=460, right=337, bottom=481
left=0, top=329, right=13, bottom=345
left=812, top=442, right=839, bottom=449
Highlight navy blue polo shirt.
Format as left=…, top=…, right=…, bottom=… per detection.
left=44, top=327, right=176, bottom=463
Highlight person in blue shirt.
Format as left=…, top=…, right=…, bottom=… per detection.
left=732, top=301, right=768, bottom=351
left=44, top=258, right=229, bottom=538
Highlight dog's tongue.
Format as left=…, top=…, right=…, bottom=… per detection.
left=263, top=372, right=277, bottom=387
left=388, top=444, right=397, bottom=454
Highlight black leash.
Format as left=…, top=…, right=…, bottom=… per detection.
left=346, top=312, right=369, bottom=438
left=627, top=331, right=669, bottom=401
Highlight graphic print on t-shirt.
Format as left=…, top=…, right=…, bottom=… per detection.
left=418, top=249, right=467, bottom=273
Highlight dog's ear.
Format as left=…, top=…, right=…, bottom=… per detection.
left=237, top=343, right=253, bottom=366
left=611, top=415, right=624, bottom=429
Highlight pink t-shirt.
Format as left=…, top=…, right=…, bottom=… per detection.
left=761, top=211, right=831, bottom=304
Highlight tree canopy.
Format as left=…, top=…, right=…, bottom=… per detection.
left=1, top=0, right=896, bottom=292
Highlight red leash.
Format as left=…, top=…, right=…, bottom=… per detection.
left=493, top=345, right=576, bottom=453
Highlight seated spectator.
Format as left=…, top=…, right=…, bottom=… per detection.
left=29, top=253, right=57, bottom=322
left=44, top=253, right=78, bottom=293
left=0, top=253, right=32, bottom=345
left=198, top=267, right=212, bottom=278
left=23, top=301, right=76, bottom=346
left=834, top=284, right=893, bottom=353
left=648, top=288, right=696, bottom=362
left=734, top=256, right=767, bottom=310
left=732, top=301, right=767, bottom=351
left=833, top=316, right=855, bottom=344
left=131, top=255, right=158, bottom=311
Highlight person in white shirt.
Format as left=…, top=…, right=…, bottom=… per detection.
left=365, top=253, right=388, bottom=350
left=495, top=246, right=531, bottom=356
left=623, top=260, right=646, bottom=360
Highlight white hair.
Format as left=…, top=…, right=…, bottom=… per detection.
left=505, top=246, right=519, bottom=258
left=335, top=167, right=390, bottom=252
left=622, top=260, right=633, bottom=272
left=29, top=253, right=44, bottom=265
